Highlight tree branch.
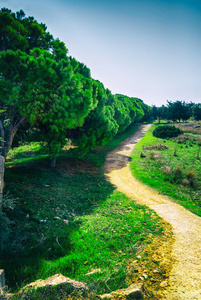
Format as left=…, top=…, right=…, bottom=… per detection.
left=0, top=120, right=5, bottom=156
left=13, top=116, right=25, bottom=135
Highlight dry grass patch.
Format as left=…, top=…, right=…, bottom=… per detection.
left=143, top=143, right=169, bottom=151
left=126, top=221, right=174, bottom=299
left=175, top=122, right=201, bottom=135
left=131, top=124, right=201, bottom=217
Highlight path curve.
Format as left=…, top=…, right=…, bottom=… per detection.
left=104, top=124, right=201, bottom=300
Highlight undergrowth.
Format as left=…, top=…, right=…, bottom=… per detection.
left=130, top=123, right=201, bottom=217
left=0, top=123, right=169, bottom=299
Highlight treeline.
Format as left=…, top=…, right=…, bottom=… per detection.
left=0, top=8, right=151, bottom=169
left=152, top=101, right=201, bottom=123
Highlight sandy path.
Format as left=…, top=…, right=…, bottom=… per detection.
left=104, top=124, right=201, bottom=300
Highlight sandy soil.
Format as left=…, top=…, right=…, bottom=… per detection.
left=104, top=124, right=201, bottom=300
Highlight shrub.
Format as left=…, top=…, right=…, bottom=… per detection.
left=181, top=179, right=190, bottom=187
left=143, top=143, right=169, bottom=150
left=153, top=125, right=183, bottom=139
left=150, top=151, right=162, bottom=160
left=186, top=170, right=196, bottom=187
left=174, top=167, right=183, bottom=182
left=161, top=166, right=172, bottom=175
left=187, top=170, right=196, bottom=181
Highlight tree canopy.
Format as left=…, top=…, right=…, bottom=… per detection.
left=193, top=104, right=201, bottom=121
left=167, top=101, right=193, bottom=122
left=69, top=81, right=118, bottom=154
left=0, top=9, right=97, bottom=164
left=0, top=7, right=53, bottom=52
left=0, top=7, right=150, bottom=166
left=152, top=100, right=199, bottom=123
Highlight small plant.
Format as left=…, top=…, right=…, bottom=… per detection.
left=153, top=125, right=183, bottom=139
left=3, top=191, right=16, bottom=210
left=161, top=166, right=172, bottom=175
left=181, top=179, right=190, bottom=187
left=174, top=167, right=183, bottom=176
left=186, top=170, right=196, bottom=187
left=143, top=143, right=169, bottom=150
left=175, top=134, right=189, bottom=144
left=186, top=170, right=196, bottom=181
left=150, top=151, right=162, bottom=160
left=173, top=167, right=183, bottom=183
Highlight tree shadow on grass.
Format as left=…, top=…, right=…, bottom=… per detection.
left=2, top=156, right=115, bottom=291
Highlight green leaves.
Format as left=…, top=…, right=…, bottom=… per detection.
left=70, top=81, right=118, bottom=154
left=113, top=94, right=146, bottom=133
left=0, top=8, right=150, bottom=163
left=0, top=8, right=53, bottom=53
left=18, top=48, right=94, bottom=158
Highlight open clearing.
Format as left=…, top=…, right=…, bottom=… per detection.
left=104, top=124, right=201, bottom=300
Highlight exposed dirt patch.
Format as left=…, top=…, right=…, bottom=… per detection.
left=104, top=124, right=201, bottom=300
left=56, top=157, right=99, bottom=175
left=126, top=221, right=174, bottom=299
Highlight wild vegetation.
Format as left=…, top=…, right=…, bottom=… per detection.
left=0, top=125, right=171, bottom=299
left=0, top=7, right=151, bottom=164
left=1, top=7, right=201, bottom=300
left=0, top=8, right=151, bottom=211
left=152, top=125, right=183, bottom=139
left=152, top=100, right=201, bottom=123
left=131, top=122, right=201, bottom=217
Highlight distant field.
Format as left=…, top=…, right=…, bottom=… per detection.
left=130, top=122, right=201, bottom=217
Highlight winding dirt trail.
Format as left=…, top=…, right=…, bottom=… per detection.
left=104, top=124, right=201, bottom=300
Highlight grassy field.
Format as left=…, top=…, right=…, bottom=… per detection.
left=130, top=122, right=201, bottom=217
left=0, top=124, right=172, bottom=299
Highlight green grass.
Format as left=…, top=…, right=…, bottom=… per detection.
left=130, top=124, right=201, bottom=217
left=1, top=123, right=167, bottom=298
left=6, top=124, right=141, bottom=167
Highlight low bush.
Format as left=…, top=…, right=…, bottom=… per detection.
left=173, top=167, right=183, bottom=183
left=186, top=170, right=196, bottom=187
left=130, top=125, right=201, bottom=217
left=153, top=125, right=183, bottom=139
left=187, top=170, right=196, bottom=181
left=143, top=143, right=169, bottom=150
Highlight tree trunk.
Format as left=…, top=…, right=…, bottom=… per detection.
left=0, top=121, right=5, bottom=157
left=0, top=111, right=25, bottom=209
left=4, top=124, right=14, bottom=159
left=50, top=157, right=57, bottom=168
left=4, top=116, right=25, bottom=159
left=0, top=156, right=5, bottom=208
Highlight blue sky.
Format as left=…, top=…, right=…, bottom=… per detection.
left=1, top=0, right=201, bottom=106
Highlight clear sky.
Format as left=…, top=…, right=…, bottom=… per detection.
left=1, top=0, right=201, bottom=106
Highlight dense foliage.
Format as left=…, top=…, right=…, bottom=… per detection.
left=152, top=100, right=201, bottom=123
left=131, top=124, right=201, bottom=216
left=0, top=8, right=150, bottom=165
left=153, top=125, right=183, bottom=139
left=0, top=8, right=53, bottom=53
left=193, top=104, right=201, bottom=121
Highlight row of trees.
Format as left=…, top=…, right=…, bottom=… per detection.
left=0, top=8, right=151, bottom=205
left=152, top=101, right=201, bottom=123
